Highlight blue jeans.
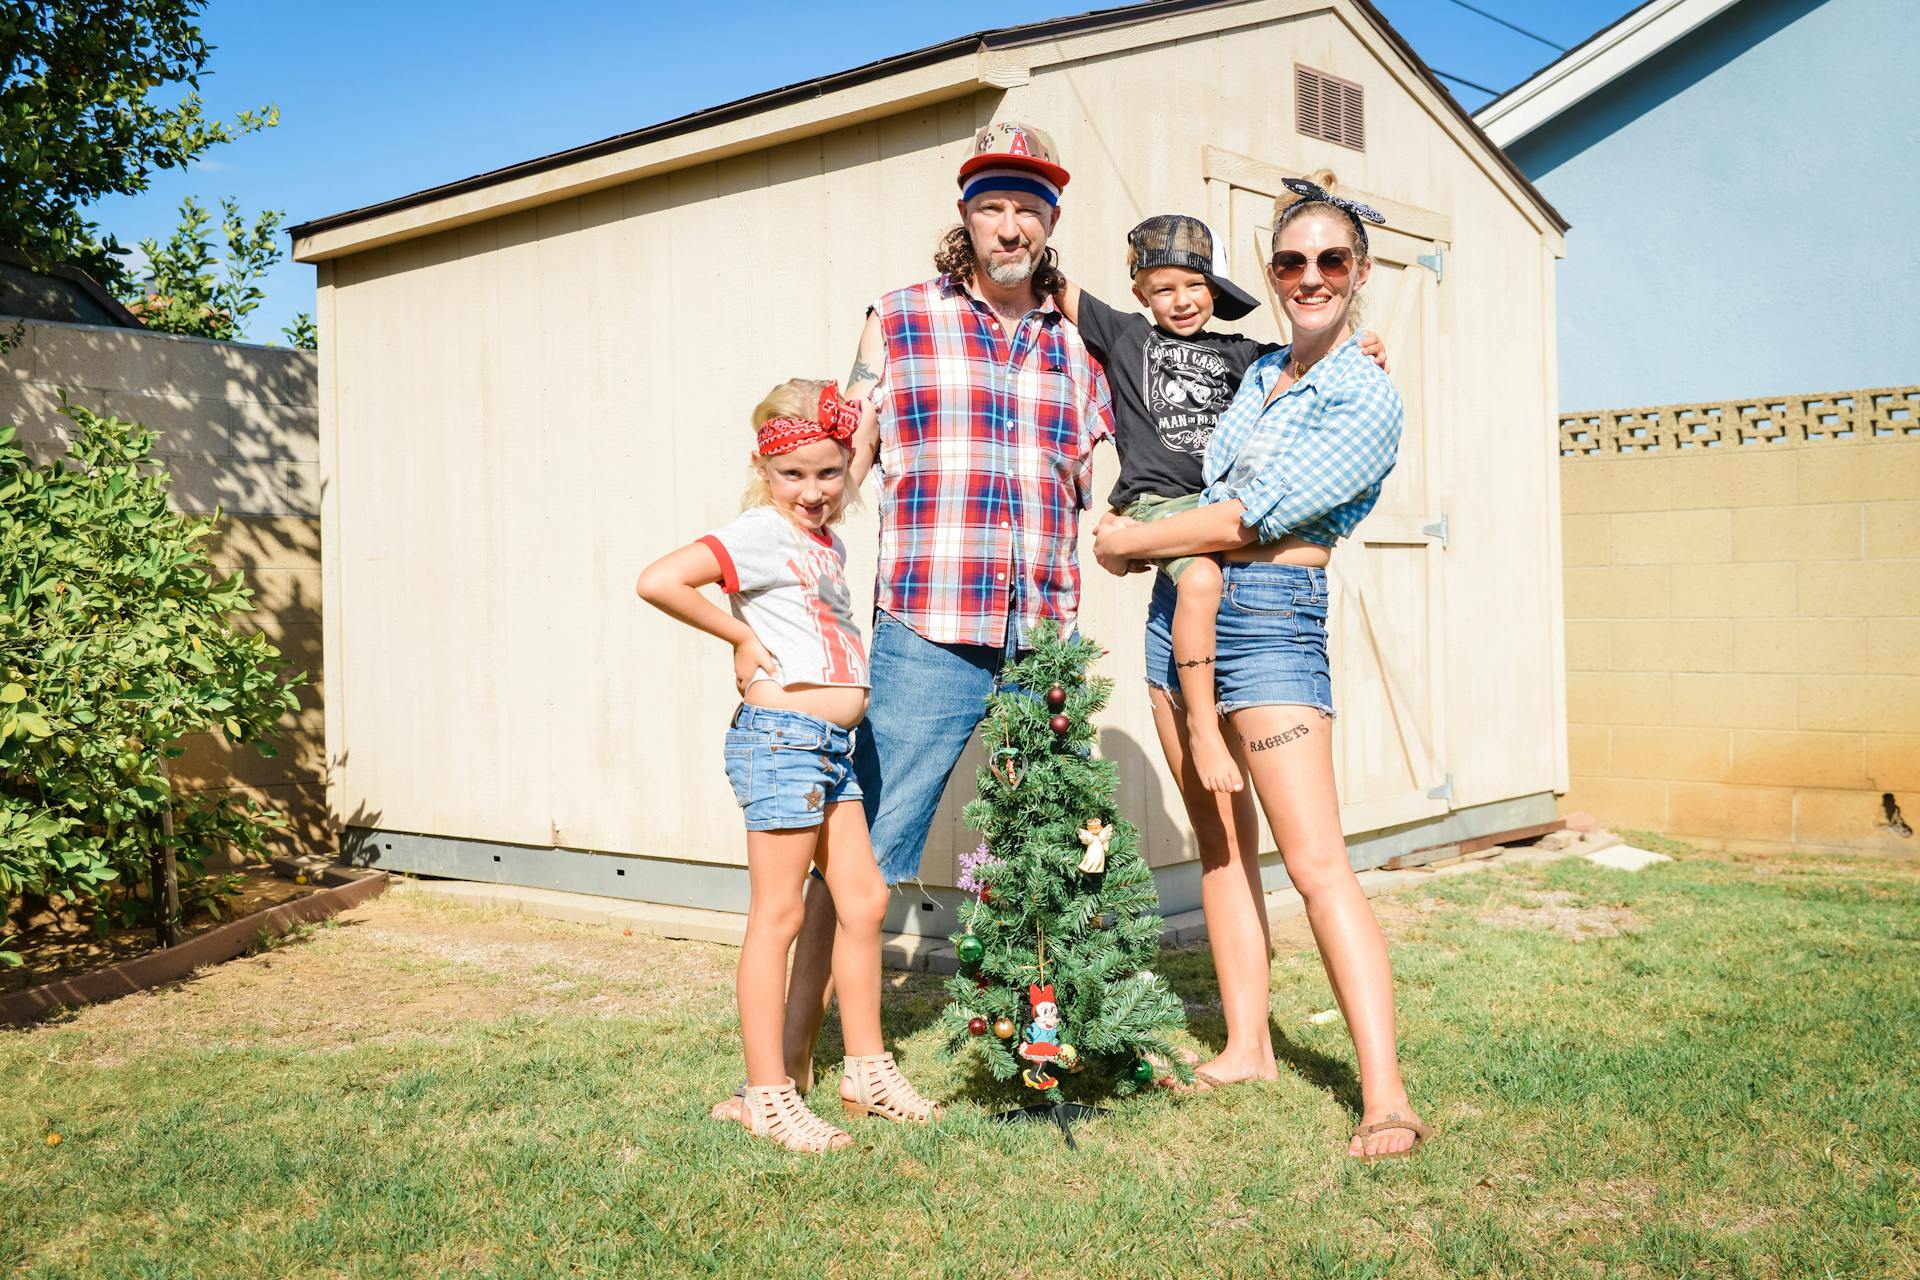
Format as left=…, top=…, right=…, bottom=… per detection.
left=853, top=611, right=1025, bottom=885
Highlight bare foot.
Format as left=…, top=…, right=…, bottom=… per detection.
left=1161, top=1051, right=1277, bottom=1092
left=1187, top=722, right=1244, bottom=793
left=1347, top=1103, right=1430, bottom=1160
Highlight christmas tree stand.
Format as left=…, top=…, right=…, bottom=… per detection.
left=988, top=1101, right=1111, bottom=1149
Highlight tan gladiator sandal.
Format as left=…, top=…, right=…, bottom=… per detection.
left=840, top=1052, right=943, bottom=1123
left=738, top=1078, right=851, bottom=1154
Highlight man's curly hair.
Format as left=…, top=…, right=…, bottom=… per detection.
left=933, top=224, right=1066, bottom=302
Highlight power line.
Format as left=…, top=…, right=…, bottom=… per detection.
left=1432, top=67, right=1502, bottom=97
left=1444, top=0, right=1568, bottom=52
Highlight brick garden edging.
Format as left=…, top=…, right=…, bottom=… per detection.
left=0, top=869, right=390, bottom=1027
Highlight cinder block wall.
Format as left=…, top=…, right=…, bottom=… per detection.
left=1561, top=438, right=1919, bottom=854
left=0, top=319, right=329, bottom=859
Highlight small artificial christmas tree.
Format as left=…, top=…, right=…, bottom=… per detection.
left=940, top=621, right=1190, bottom=1110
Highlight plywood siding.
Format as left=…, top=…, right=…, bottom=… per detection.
left=321, top=5, right=1562, bottom=881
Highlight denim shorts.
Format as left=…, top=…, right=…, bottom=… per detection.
left=1144, top=562, right=1335, bottom=717
left=723, top=704, right=862, bottom=832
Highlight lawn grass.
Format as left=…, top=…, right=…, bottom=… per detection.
left=3, top=844, right=1916, bottom=1278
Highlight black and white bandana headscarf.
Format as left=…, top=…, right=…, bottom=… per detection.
left=1279, top=177, right=1386, bottom=252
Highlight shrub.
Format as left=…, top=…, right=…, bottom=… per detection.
left=0, top=402, right=303, bottom=960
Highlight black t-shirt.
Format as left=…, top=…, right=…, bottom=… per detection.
left=1074, top=290, right=1275, bottom=509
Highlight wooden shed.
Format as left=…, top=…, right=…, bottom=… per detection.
left=290, top=0, right=1570, bottom=937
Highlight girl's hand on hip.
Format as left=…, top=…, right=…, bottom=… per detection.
left=733, top=638, right=779, bottom=694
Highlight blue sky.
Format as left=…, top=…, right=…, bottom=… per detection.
left=92, top=0, right=1640, bottom=345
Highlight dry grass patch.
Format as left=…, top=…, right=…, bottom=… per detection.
left=1479, top=888, right=1641, bottom=942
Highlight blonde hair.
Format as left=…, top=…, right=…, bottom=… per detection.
left=1270, top=170, right=1368, bottom=330
left=742, top=378, right=859, bottom=524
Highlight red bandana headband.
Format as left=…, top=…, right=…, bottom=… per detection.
left=754, top=382, right=862, bottom=459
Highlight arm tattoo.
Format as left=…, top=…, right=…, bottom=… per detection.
left=1175, top=656, right=1215, bottom=669
left=847, top=354, right=880, bottom=387
left=1247, top=723, right=1311, bottom=752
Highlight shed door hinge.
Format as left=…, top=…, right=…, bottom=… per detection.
left=1422, top=513, right=1450, bottom=547
left=1417, top=246, right=1445, bottom=281
left=1426, top=773, right=1454, bottom=802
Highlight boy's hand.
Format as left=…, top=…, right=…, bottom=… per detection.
left=1359, top=328, right=1390, bottom=373
left=733, top=638, right=780, bottom=694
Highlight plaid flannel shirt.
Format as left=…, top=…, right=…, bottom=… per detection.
left=1201, top=335, right=1403, bottom=547
left=871, top=276, right=1114, bottom=647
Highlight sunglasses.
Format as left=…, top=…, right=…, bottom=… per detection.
left=1270, top=247, right=1354, bottom=283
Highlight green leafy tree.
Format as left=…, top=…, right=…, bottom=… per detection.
left=941, top=622, right=1190, bottom=1104
left=0, top=0, right=277, bottom=294
left=0, top=402, right=303, bottom=963
left=126, top=196, right=283, bottom=340
left=280, top=311, right=316, bottom=351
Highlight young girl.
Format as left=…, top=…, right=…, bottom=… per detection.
left=636, top=378, right=939, bottom=1154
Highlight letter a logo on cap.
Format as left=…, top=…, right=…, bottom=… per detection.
left=957, top=120, right=1072, bottom=193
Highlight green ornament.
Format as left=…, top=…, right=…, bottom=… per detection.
left=957, top=934, right=985, bottom=965
left=1129, top=1057, right=1157, bottom=1084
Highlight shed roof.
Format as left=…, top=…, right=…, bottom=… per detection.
left=0, top=249, right=146, bottom=329
left=1472, top=0, right=1744, bottom=148
left=291, top=0, right=1566, bottom=262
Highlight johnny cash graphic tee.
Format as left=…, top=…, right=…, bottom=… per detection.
left=1073, top=289, right=1274, bottom=508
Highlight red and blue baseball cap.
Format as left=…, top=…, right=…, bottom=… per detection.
left=958, top=121, right=1071, bottom=206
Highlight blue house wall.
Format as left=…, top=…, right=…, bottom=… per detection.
left=1505, top=0, right=1920, bottom=412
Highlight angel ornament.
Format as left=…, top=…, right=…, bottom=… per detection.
left=1076, top=817, right=1112, bottom=875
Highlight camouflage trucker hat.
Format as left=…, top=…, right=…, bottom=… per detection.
left=1126, top=214, right=1261, bottom=321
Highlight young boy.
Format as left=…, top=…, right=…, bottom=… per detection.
left=1062, top=215, right=1383, bottom=793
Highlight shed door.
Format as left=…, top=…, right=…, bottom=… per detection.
left=1208, top=176, right=1452, bottom=834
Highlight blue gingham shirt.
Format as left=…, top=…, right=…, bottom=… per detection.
left=1201, top=335, right=1404, bottom=547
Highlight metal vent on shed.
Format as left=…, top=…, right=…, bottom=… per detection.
left=1296, top=65, right=1365, bottom=151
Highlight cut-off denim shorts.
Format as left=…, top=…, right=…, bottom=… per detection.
left=723, top=704, right=862, bottom=832
left=1144, top=561, right=1336, bottom=718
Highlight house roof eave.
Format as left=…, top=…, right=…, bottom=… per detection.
left=1472, top=0, right=1744, bottom=149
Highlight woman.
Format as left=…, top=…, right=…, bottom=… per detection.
left=1092, top=176, right=1429, bottom=1161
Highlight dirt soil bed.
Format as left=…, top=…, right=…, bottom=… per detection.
left=3, top=870, right=321, bottom=995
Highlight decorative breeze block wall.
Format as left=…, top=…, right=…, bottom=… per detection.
left=1561, top=386, right=1920, bottom=457
left=1559, top=388, right=1918, bottom=855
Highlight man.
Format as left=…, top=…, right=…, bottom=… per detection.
left=771, top=122, right=1114, bottom=1095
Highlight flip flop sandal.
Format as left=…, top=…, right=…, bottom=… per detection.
left=1352, top=1116, right=1433, bottom=1163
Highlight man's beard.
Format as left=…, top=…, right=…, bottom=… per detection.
left=978, top=241, right=1039, bottom=287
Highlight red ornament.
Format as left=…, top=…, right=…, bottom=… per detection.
left=978, top=885, right=993, bottom=904
left=1046, top=684, right=1067, bottom=711
left=1050, top=713, right=1071, bottom=736
left=968, top=1017, right=988, bottom=1036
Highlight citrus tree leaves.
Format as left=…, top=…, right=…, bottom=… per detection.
left=0, top=399, right=304, bottom=920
